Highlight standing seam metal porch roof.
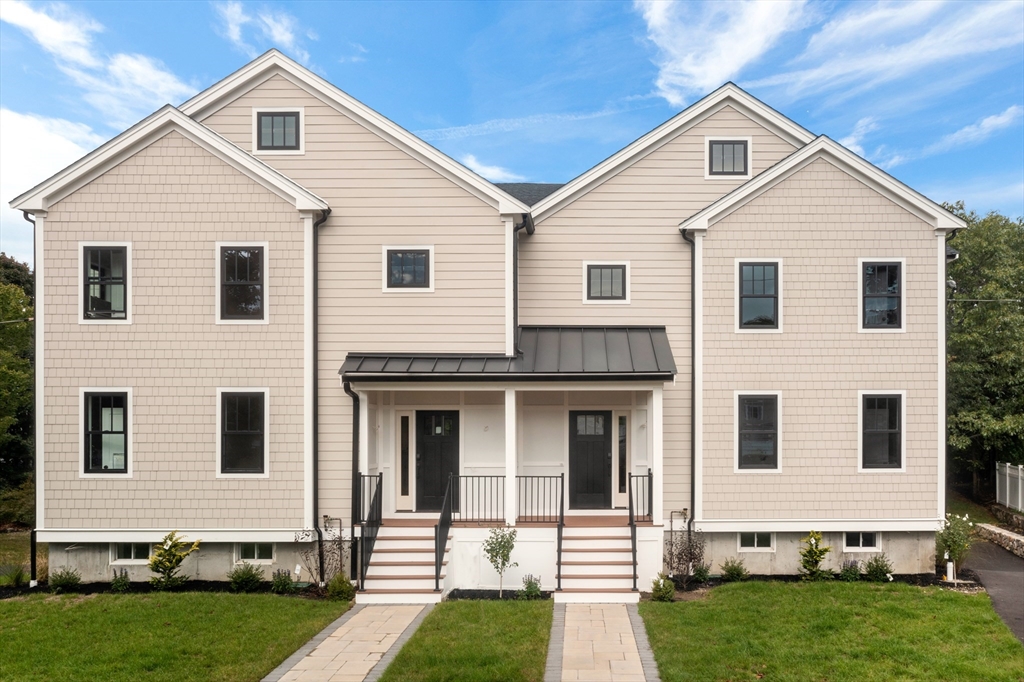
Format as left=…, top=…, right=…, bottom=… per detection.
left=340, top=326, right=676, bottom=381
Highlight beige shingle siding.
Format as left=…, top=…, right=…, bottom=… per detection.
left=701, top=158, right=939, bottom=519
left=43, top=131, right=305, bottom=528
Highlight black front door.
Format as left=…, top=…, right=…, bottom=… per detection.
left=416, top=411, right=459, bottom=512
left=569, top=411, right=612, bottom=509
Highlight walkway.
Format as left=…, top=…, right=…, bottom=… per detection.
left=963, top=540, right=1024, bottom=643
left=545, top=603, right=661, bottom=682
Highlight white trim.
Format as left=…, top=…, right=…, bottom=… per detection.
left=705, top=136, right=752, bottom=181
left=34, top=213, right=46, bottom=529
left=737, top=531, right=775, bottom=553
left=857, top=389, right=908, bottom=473
left=857, top=257, right=906, bottom=334
left=734, top=257, right=782, bottom=333
left=652, top=386, right=663, bottom=525
left=39, top=529, right=307, bottom=543
left=79, top=387, right=134, bottom=479
left=734, top=390, right=782, bottom=473
left=395, top=411, right=415, bottom=511
left=381, top=245, right=435, bottom=293
left=582, top=261, right=631, bottom=305
left=216, top=387, right=271, bottom=478
left=215, top=241, right=271, bottom=325
left=505, top=388, right=517, bottom=525
left=358, top=391, right=370, bottom=475
left=109, top=542, right=151, bottom=565
left=693, top=232, right=704, bottom=521
left=505, top=219, right=515, bottom=355
left=252, top=107, right=305, bottom=155
left=936, top=235, right=947, bottom=521
left=78, top=241, right=132, bottom=325
left=697, top=518, right=941, bottom=532
left=842, top=531, right=881, bottom=553
left=235, top=541, right=275, bottom=564
left=345, top=380, right=668, bottom=393
left=303, top=216, right=314, bottom=528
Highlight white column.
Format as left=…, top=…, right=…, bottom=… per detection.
left=34, top=212, right=46, bottom=532
left=358, top=390, right=369, bottom=475
left=302, top=213, right=314, bottom=529
left=505, top=388, right=517, bottom=526
left=693, top=230, right=705, bottom=522
left=652, top=386, right=664, bottom=525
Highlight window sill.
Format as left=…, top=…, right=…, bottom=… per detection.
left=217, top=472, right=270, bottom=479
left=734, top=467, right=782, bottom=474
left=80, top=318, right=131, bottom=326
left=216, top=318, right=270, bottom=325
left=236, top=559, right=274, bottom=565
left=111, top=559, right=149, bottom=565
left=737, top=547, right=775, bottom=553
left=857, top=467, right=906, bottom=474
left=253, top=149, right=305, bottom=156
left=735, top=327, right=782, bottom=334
left=583, top=298, right=630, bottom=305
left=842, top=547, right=881, bottom=553
left=79, top=472, right=132, bottom=479
left=858, top=327, right=905, bottom=334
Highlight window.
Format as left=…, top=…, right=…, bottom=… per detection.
left=387, top=249, right=430, bottom=288
left=845, top=532, right=879, bottom=551
left=113, top=543, right=150, bottom=562
left=219, top=390, right=267, bottom=476
left=82, top=245, right=129, bottom=321
left=739, top=532, right=773, bottom=551
left=238, top=543, right=273, bottom=562
left=582, top=262, right=629, bottom=303
left=708, top=139, right=749, bottom=176
left=861, top=394, right=902, bottom=470
left=256, top=111, right=300, bottom=151
left=84, top=392, right=128, bottom=474
left=738, top=261, right=779, bottom=329
left=861, top=260, right=903, bottom=330
left=218, top=244, right=267, bottom=322
left=737, top=394, right=779, bottom=470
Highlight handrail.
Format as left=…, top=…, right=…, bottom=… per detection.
left=516, top=475, right=562, bottom=523
left=358, top=472, right=382, bottom=592
left=556, top=472, right=564, bottom=591
left=453, top=475, right=504, bottom=524
left=628, top=471, right=638, bottom=592
left=434, top=473, right=454, bottom=592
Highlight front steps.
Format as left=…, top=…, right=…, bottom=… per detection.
left=356, top=519, right=450, bottom=604
left=555, top=521, right=640, bottom=604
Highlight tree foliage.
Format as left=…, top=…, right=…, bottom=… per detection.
left=0, top=257, right=34, bottom=493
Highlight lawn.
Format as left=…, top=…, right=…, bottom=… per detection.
left=640, top=581, right=1023, bottom=682
left=0, top=530, right=46, bottom=584
left=379, top=600, right=553, bottom=682
left=947, top=489, right=1001, bottom=526
left=0, top=591, right=349, bottom=682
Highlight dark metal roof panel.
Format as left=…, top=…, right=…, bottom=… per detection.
left=581, top=328, right=609, bottom=372
left=604, top=329, right=634, bottom=373
left=627, top=329, right=658, bottom=372
left=559, top=328, right=584, bottom=373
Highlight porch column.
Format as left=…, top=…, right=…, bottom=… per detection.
left=358, top=390, right=369, bottom=475
left=505, top=388, right=517, bottom=526
left=652, top=385, right=664, bottom=525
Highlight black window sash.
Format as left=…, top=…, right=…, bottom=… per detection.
left=738, top=262, right=778, bottom=328
left=256, top=112, right=300, bottom=150
left=221, top=247, right=264, bottom=320
left=587, top=264, right=626, bottom=300
left=862, top=394, right=901, bottom=468
left=737, top=395, right=778, bottom=469
left=709, top=140, right=748, bottom=175
left=387, top=249, right=430, bottom=288
left=221, top=392, right=265, bottom=474
left=84, top=392, right=128, bottom=473
left=863, top=262, right=901, bottom=328
left=83, top=246, right=127, bottom=319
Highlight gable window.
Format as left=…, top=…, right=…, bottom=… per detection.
left=739, top=532, right=773, bottom=551
left=218, top=245, right=266, bottom=322
left=737, top=394, right=779, bottom=470
left=582, top=262, right=630, bottom=304
left=83, top=245, right=128, bottom=321
left=219, top=390, right=267, bottom=476
left=861, top=261, right=903, bottom=330
left=845, top=532, right=879, bottom=551
left=708, top=140, right=748, bottom=176
left=738, top=262, right=779, bottom=329
left=256, top=111, right=300, bottom=151
left=238, top=543, right=273, bottom=562
left=113, top=543, right=150, bottom=562
left=861, top=394, right=902, bottom=470
left=385, top=248, right=432, bottom=289
left=84, top=392, right=128, bottom=474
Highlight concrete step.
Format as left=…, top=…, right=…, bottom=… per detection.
left=356, top=589, right=444, bottom=605
left=368, top=560, right=447, bottom=575
left=554, top=588, right=639, bottom=604
left=362, top=575, right=444, bottom=591
left=557, top=563, right=635, bottom=576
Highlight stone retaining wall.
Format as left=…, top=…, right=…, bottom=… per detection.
left=988, top=504, right=1024, bottom=533
left=977, top=524, right=1024, bottom=560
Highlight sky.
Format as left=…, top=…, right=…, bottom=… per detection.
left=1, top=0, right=1022, bottom=265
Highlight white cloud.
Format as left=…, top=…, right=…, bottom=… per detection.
left=460, top=154, right=525, bottom=182
left=417, top=108, right=624, bottom=142
left=0, top=0, right=102, bottom=67
left=214, top=1, right=255, bottom=57
left=1, top=109, right=106, bottom=265
left=925, top=105, right=1023, bottom=155
left=213, top=1, right=313, bottom=64
left=339, top=42, right=368, bottom=64
left=838, top=117, right=879, bottom=157
left=635, top=0, right=808, bottom=107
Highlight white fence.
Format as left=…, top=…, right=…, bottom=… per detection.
left=996, top=462, right=1024, bottom=512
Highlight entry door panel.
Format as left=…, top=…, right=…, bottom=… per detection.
left=416, top=411, right=459, bottom=512
left=569, top=411, right=612, bottom=509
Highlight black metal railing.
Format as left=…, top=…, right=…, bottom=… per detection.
left=557, top=474, right=565, bottom=591
left=358, top=472, right=382, bottom=591
left=630, top=468, right=653, bottom=523
left=516, top=474, right=564, bottom=523
left=452, top=475, right=505, bottom=524
left=434, top=474, right=454, bottom=592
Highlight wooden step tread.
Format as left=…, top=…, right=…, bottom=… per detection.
left=560, top=560, right=633, bottom=566
left=561, top=547, right=631, bottom=553
left=557, top=587, right=638, bottom=593
left=381, top=518, right=437, bottom=527
left=365, top=574, right=444, bottom=581
left=375, top=535, right=451, bottom=541
left=360, top=588, right=441, bottom=594
left=563, top=535, right=631, bottom=541
left=559, top=574, right=637, bottom=580
left=370, top=560, right=447, bottom=567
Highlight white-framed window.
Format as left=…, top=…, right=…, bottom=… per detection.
left=252, top=107, right=304, bottom=155
left=582, top=261, right=630, bottom=304
left=844, top=532, right=880, bottom=552
left=216, top=242, right=269, bottom=324
left=738, top=532, right=774, bottom=552
left=110, top=542, right=150, bottom=564
left=735, top=258, right=782, bottom=332
left=734, top=391, right=782, bottom=472
left=857, top=258, right=906, bottom=333
left=216, top=387, right=270, bottom=478
left=236, top=542, right=274, bottom=564
left=382, top=245, right=434, bottom=292
left=80, top=387, right=133, bottom=478
left=705, top=136, right=752, bottom=180
left=79, top=242, right=131, bottom=324
left=858, top=390, right=906, bottom=473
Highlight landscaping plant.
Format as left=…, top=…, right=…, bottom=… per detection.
left=298, top=531, right=348, bottom=591
left=0, top=563, right=29, bottom=588
left=864, top=553, right=894, bottom=582
left=326, top=572, right=355, bottom=601
left=839, top=559, right=860, bottom=582
left=937, top=512, right=974, bottom=583
left=666, top=522, right=706, bottom=590
left=228, top=561, right=266, bottom=593
left=719, top=558, right=749, bottom=582
left=271, top=568, right=295, bottom=594
left=798, top=530, right=832, bottom=581
left=49, top=566, right=82, bottom=593
left=518, top=573, right=542, bottom=600
left=110, top=567, right=131, bottom=593
left=148, top=531, right=200, bottom=590
left=651, top=573, right=675, bottom=601
left=483, top=525, right=518, bottom=598
left=691, top=562, right=711, bottom=584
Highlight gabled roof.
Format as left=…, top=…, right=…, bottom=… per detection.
left=11, top=105, right=328, bottom=214
left=495, top=183, right=565, bottom=206
left=179, top=50, right=529, bottom=215
left=679, top=136, right=966, bottom=233
left=530, top=83, right=816, bottom=223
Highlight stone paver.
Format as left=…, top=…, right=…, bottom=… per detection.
left=560, top=604, right=647, bottom=682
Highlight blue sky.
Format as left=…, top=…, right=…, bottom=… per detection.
left=1, top=0, right=1022, bottom=265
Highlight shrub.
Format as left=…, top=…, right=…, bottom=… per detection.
left=691, top=562, right=711, bottom=584
left=271, top=569, right=295, bottom=595
left=482, top=526, right=518, bottom=598
left=110, top=567, right=131, bottom=593
left=651, top=573, right=675, bottom=601
left=864, top=553, right=894, bottom=582
left=227, top=561, right=266, bottom=593
left=666, top=523, right=706, bottom=590
left=49, top=566, right=82, bottom=593
left=799, top=530, right=833, bottom=581
left=839, top=560, right=860, bottom=582
left=148, top=531, right=201, bottom=591
left=518, top=573, right=542, bottom=600
left=719, top=558, right=748, bottom=582
left=937, top=513, right=974, bottom=581
left=326, top=572, right=355, bottom=601
left=0, top=564, right=29, bottom=588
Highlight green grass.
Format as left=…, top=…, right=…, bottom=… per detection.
left=0, top=592, right=349, bottom=681
left=0, top=530, right=47, bottom=584
left=379, top=600, right=553, bottom=682
left=640, top=581, right=1023, bottom=682
left=947, top=489, right=1001, bottom=526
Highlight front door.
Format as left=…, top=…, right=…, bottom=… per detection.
left=416, top=411, right=459, bottom=512
left=569, top=411, right=612, bottom=509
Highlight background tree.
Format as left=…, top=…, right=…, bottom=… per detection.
left=944, top=204, right=1024, bottom=498
left=0, top=254, right=34, bottom=525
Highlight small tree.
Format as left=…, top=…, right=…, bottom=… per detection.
left=483, top=526, right=517, bottom=598
left=666, top=523, right=706, bottom=590
left=937, top=512, right=974, bottom=583
left=799, top=530, right=832, bottom=581
left=148, top=531, right=200, bottom=590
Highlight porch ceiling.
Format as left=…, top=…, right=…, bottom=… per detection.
left=339, top=326, right=677, bottom=382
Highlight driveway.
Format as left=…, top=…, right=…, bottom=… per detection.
left=963, top=540, right=1024, bottom=643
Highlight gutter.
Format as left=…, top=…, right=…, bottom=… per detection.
left=22, top=210, right=38, bottom=587
left=680, top=229, right=697, bottom=534
left=311, top=208, right=331, bottom=585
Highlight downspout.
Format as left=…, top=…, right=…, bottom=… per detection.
left=512, top=213, right=533, bottom=354
left=343, top=381, right=360, bottom=580
left=680, top=229, right=697, bottom=534
left=312, top=208, right=331, bottom=586
left=22, top=210, right=37, bottom=587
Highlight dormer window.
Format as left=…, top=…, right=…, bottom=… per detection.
left=253, top=108, right=303, bottom=154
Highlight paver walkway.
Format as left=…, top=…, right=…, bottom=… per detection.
left=963, top=540, right=1024, bottom=643
left=552, top=603, right=660, bottom=682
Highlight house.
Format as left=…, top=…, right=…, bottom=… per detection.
left=11, top=51, right=964, bottom=603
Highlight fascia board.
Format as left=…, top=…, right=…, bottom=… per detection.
left=10, top=106, right=327, bottom=214
left=180, top=50, right=529, bottom=214
left=532, top=83, right=816, bottom=223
